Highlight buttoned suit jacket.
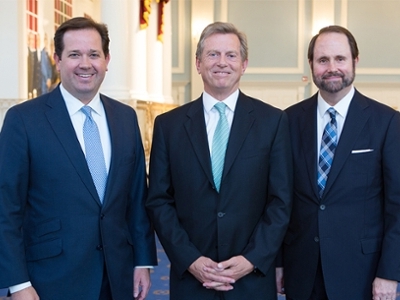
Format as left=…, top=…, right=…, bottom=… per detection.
left=283, top=89, right=400, bottom=300
left=0, top=86, right=157, bottom=300
left=146, top=91, right=293, bottom=300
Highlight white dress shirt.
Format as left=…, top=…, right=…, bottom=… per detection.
left=317, top=86, right=354, bottom=159
left=203, top=89, right=238, bottom=153
left=61, top=84, right=112, bottom=171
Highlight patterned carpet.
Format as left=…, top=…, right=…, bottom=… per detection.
left=147, top=237, right=170, bottom=299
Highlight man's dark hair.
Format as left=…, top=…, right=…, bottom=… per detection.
left=54, top=17, right=110, bottom=59
left=308, top=25, right=359, bottom=61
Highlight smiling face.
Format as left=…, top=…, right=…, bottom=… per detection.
left=54, top=28, right=110, bottom=104
left=310, top=32, right=358, bottom=105
left=196, top=33, right=248, bottom=100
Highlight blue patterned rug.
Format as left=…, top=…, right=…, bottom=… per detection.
left=147, top=237, right=170, bottom=299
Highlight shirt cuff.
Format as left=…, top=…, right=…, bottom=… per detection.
left=9, top=281, right=32, bottom=294
left=9, top=268, right=154, bottom=292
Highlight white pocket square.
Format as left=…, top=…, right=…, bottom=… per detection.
left=351, top=149, right=374, bottom=154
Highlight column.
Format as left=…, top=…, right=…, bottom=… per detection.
left=100, top=0, right=131, bottom=100
left=146, top=0, right=164, bottom=102
left=129, top=0, right=149, bottom=101
left=162, top=1, right=173, bottom=103
left=0, top=0, right=25, bottom=100
left=0, top=0, right=25, bottom=128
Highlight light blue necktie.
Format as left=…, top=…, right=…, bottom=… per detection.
left=317, top=108, right=337, bottom=198
left=81, top=106, right=108, bottom=203
left=212, top=102, right=230, bottom=192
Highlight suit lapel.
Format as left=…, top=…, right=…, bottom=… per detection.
left=299, top=96, right=320, bottom=201
left=323, top=90, right=370, bottom=197
left=45, top=87, right=102, bottom=205
left=223, top=92, right=255, bottom=180
left=100, top=95, right=124, bottom=207
left=184, top=97, right=215, bottom=186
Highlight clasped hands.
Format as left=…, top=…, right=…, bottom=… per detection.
left=188, top=255, right=254, bottom=291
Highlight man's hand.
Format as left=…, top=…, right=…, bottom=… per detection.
left=133, top=268, right=151, bottom=300
left=188, top=256, right=235, bottom=291
left=202, top=255, right=253, bottom=290
left=372, top=277, right=397, bottom=300
left=276, top=267, right=285, bottom=295
left=11, top=286, right=39, bottom=300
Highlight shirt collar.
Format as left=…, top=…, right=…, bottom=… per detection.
left=60, top=83, right=103, bottom=117
left=202, top=89, right=239, bottom=113
left=317, top=86, right=354, bottom=119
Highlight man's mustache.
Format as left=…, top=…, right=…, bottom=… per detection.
left=322, top=72, right=344, bottom=79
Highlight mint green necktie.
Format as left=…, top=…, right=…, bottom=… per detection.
left=211, top=102, right=229, bottom=192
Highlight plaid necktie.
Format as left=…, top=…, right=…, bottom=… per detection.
left=81, top=106, right=108, bottom=203
left=211, top=102, right=229, bottom=192
left=317, top=108, right=337, bottom=197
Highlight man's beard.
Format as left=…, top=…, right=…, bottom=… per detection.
left=313, top=71, right=354, bottom=94
left=312, top=61, right=356, bottom=94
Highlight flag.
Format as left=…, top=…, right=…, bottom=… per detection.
left=157, top=0, right=169, bottom=42
left=140, top=0, right=151, bottom=29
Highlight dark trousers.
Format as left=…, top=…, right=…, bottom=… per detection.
left=99, top=265, right=113, bottom=300
left=214, top=292, right=225, bottom=300
left=287, top=257, right=328, bottom=300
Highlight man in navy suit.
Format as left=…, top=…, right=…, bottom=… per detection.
left=276, top=25, right=400, bottom=300
left=0, top=17, right=156, bottom=300
left=146, top=22, right=292, bottom=300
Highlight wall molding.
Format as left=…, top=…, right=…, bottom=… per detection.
left=246, top=0, right=305, bottom=75
left=239, top=81, right=308, bottom=109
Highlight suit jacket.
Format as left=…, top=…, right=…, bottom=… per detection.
left=283, top=89, right=400, bottom=300
left=146, top=91, right=293, bottom=300
left=0, top=87, right=157, bottom=300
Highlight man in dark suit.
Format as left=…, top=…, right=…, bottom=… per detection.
left=146, top=22, right=292, bottom=300
left=276, top=25, right=400, bottom=300
left=0, top=17, right=156, bottom=300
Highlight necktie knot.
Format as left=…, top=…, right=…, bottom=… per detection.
left=327, top=107, right=336, bottom=120
left=81, top=106, right=93, bottom=119
left=214, top=102, right=227, bottom=116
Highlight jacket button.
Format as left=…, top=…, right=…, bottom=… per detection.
left=314, top=237, right=320, bottom=243
left=217, top=212, right=225, bottom=218
left=320, top=205, right=326, bottom=210
left=100, top=214, right=105, bottom=219
left=96, top=245, right=103, bottom=251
